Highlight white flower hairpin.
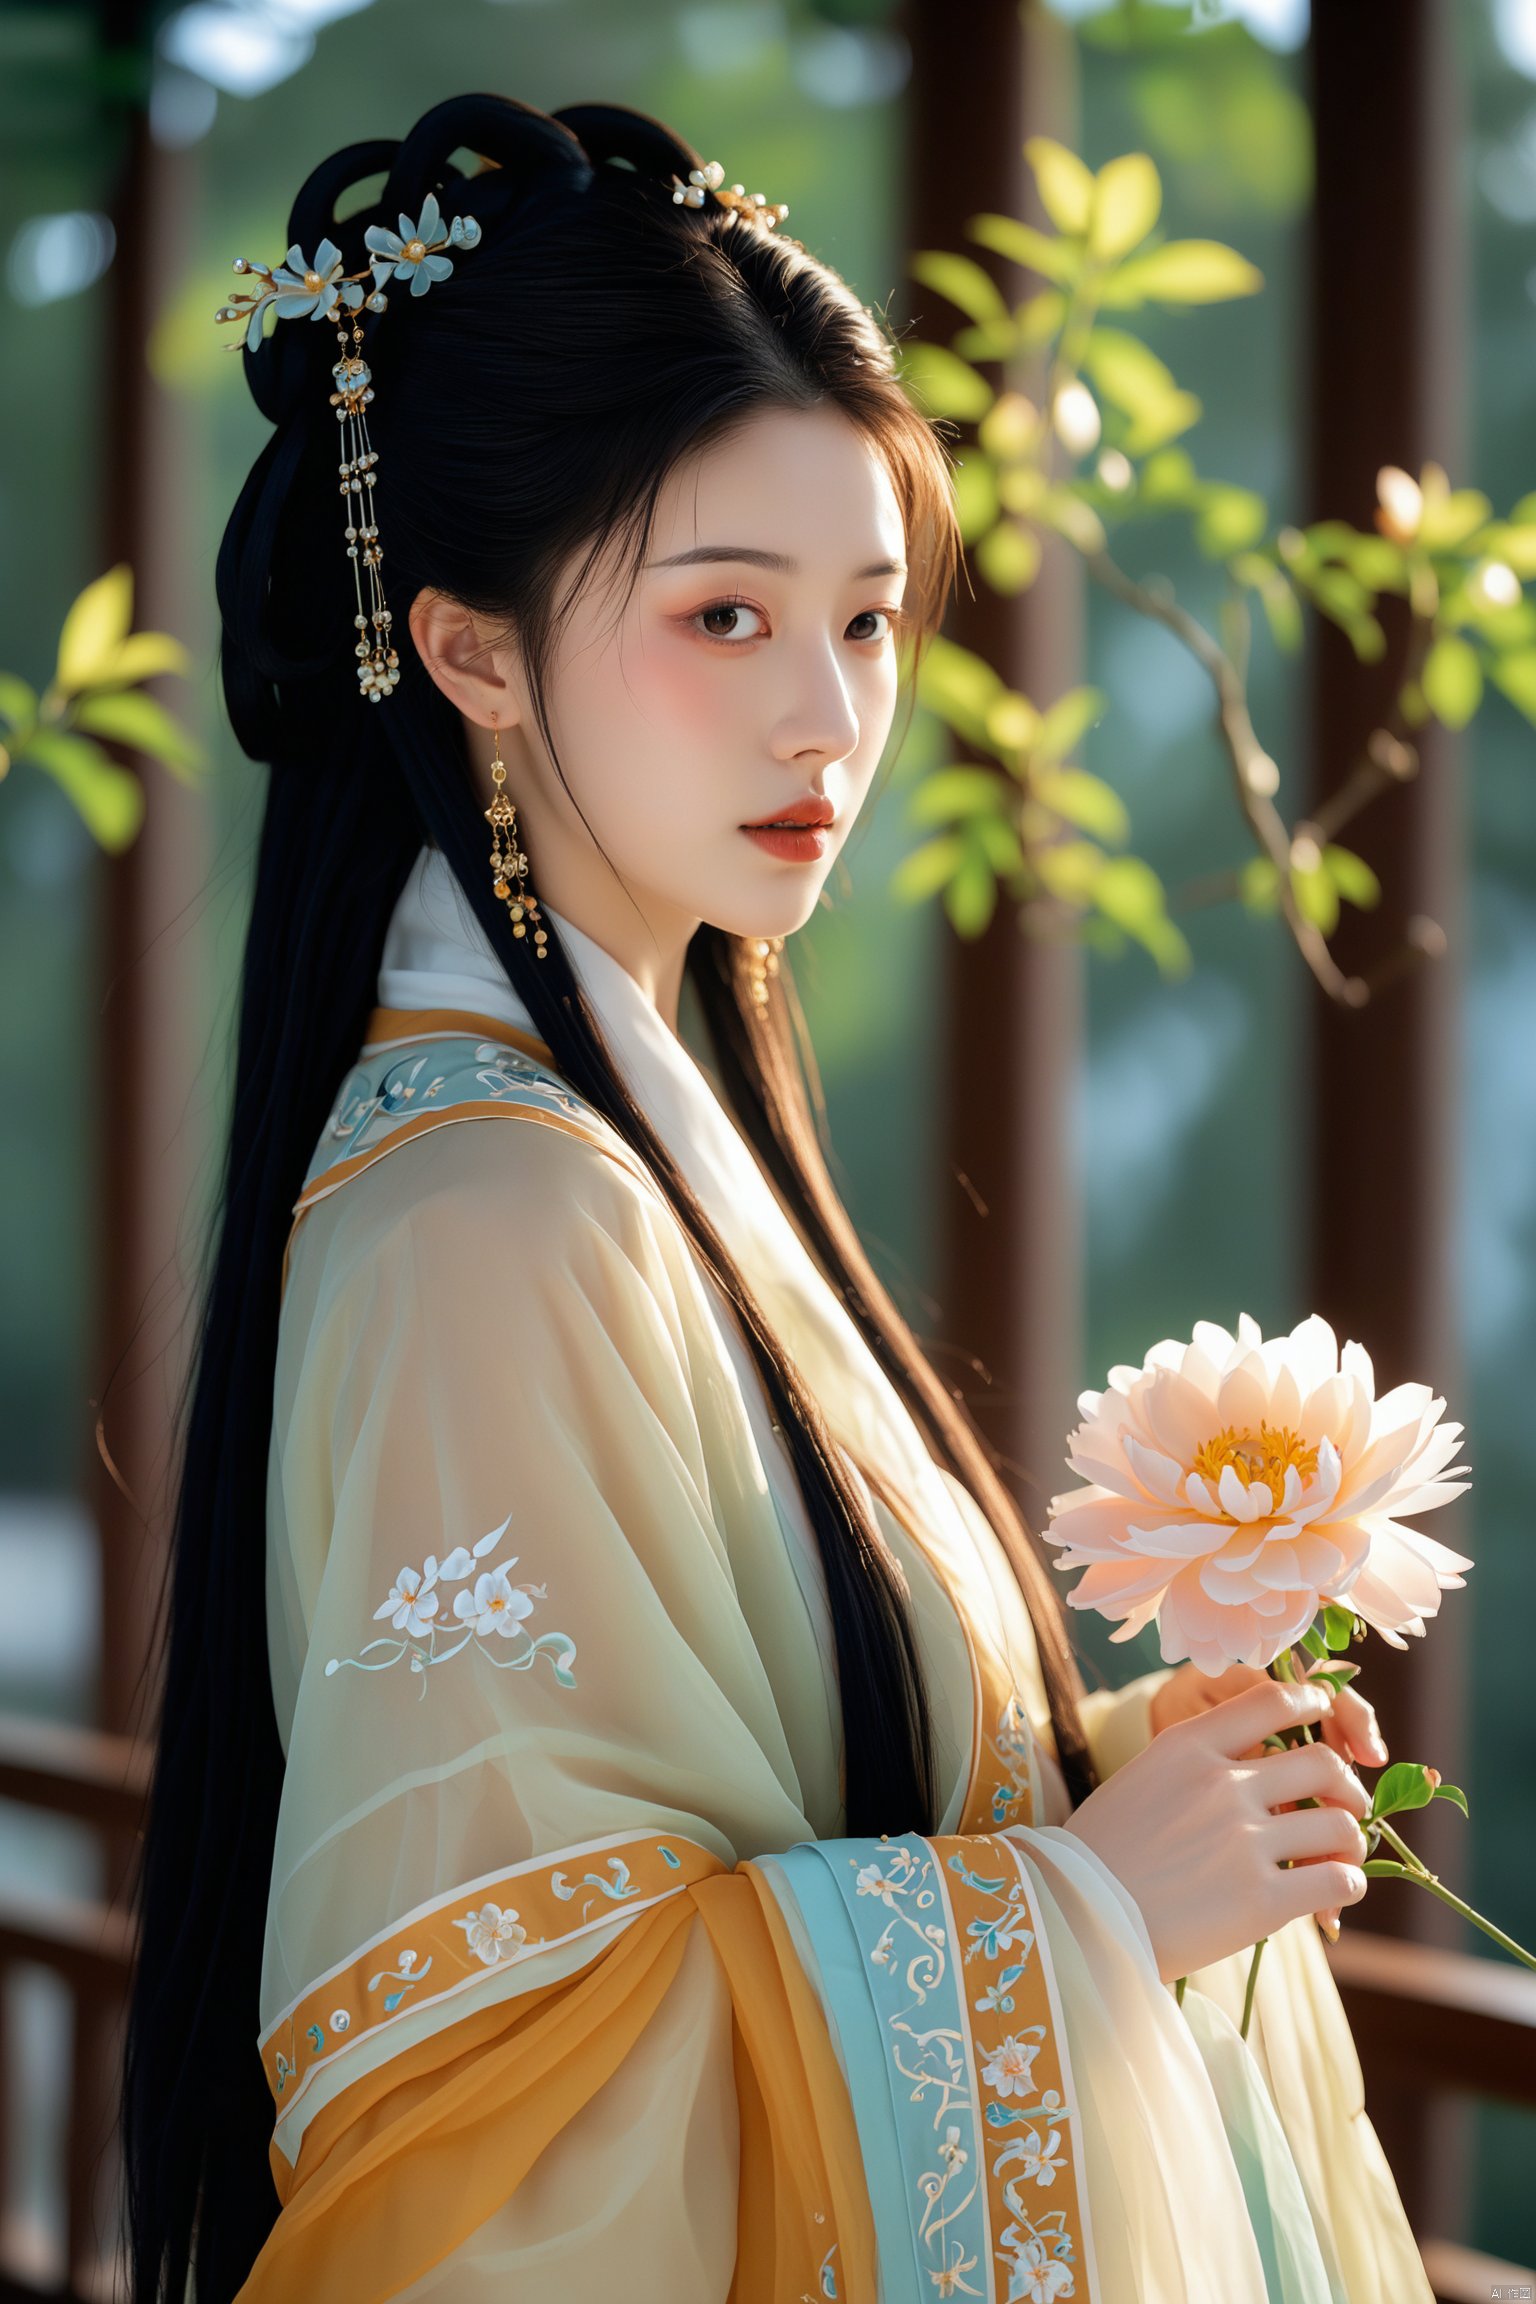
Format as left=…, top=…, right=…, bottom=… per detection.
left=670, top=158, right=790, bottom=228
left=214, top=192, right=484, bottom=703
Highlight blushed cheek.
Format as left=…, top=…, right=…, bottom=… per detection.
left=625, top=646, right=739, bottom=744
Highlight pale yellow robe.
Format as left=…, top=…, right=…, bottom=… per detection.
left=253, top=844, right=1431, bottom=2301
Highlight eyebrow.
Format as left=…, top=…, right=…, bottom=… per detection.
left=646, top=546, right=907, bottom=579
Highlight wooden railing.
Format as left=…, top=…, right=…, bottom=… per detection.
left=0, top=1709, right=1530, bottom=2301
left=0, top=1714, right=148, bottom=2303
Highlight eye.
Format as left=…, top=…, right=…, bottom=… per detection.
left=685, top=597, right=911, bottom=647
left=689, top=596, right=769, bottom=644
left=849, top=607, right=907, bottom=643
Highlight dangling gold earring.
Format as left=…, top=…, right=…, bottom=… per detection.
left=747, top=935, right=784, bottom=1010
left=484, top=713, right=548, bottom=960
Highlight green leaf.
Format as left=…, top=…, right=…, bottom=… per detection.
left=1339, top=534, right=1408, bottom=593
left=975, top=519, right=1041, bottom=595
left=1419, top=487, right=1492, bottom=553
left=978, top=393, right=1038, bottom=461
left=1023, top=136, right=1096, bottom=237
left=952, top=320, right=1021, bottom=365
left=951, top=454, right=1001, bottom=546
left=1122, top=388, right=1202, bottom=458
left=1421, top=632, right=1483, bottom=729
left=1138, top=447, right=1201, bottom=508
left=1080, top=326, right=1182, bottom=421
left=1015, top=288, right=1069, bottom=348
left=70, top=687, right=205, bottom=778
left=1240, top=856, right=1282, bottom=913
left=1368, top=1762, right=1439, bottom=1821
left=1092, top=854, right=1192, bottom=974
left=890, top=833, right=963, bottom=904
left=1489, top=648, right=1536, bottom=724
left=1300, top=1626, right=1331, bottom=1662
left=896, top=342, right=994, bottom=423
left=975, top=813, right=1028, bottom=876
left=55, top=565, right=135, bottom=696
left=1322, top=1604, right=1361, bottom=1651
left=944, top=843, right=998, bottom=936
left=1039, top=490, right=1106, bottom=555
left=1323, top=844, right=1380, bottom=909
left=1089, top=152, right=1161, bottom=262
left=985, top=692, right=1041, bottom=758
left=1431, top=1781, right=1470, bottom=1819
left=909, top=250, right=1010, bottom=328
left=1100, top=239, right=1263, bottom=307
left=907, top=766, right=1010, bottom=826
left=1477, top=522, right=1536, bottom=577
left=96, top=631, right=192, bottom=686
left=1033, top=838, right=1106, bottom=902
left=1033, top=765, right=1128, bottom=844
left=0, top=671, right=38, bottom=729
left=1290, top=860, right=1339, bottom=934
left=1034, top=685, right=1108, bottom=762
left=915, top=635, right=1006, bottom=745
left=966, top=214, right=1079, bottom=287
left=19, top=725, right=145, bottom=850
left=1361, top=1859, right=1411, bottom=1879
left=1195, top=484, right=1269, bottom=558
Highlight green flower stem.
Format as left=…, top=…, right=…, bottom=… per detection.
left=1240, top=1935, right=1267, bottom=2039
left=1371, top=1817, right=1536, bottom=1970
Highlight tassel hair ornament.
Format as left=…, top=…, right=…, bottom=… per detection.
left=214, top=156, right=788, bottom=708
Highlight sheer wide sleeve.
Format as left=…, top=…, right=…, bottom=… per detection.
left=245, top=1110, right=1401, bottom=2304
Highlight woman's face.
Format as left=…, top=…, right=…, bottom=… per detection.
left=414, top=400, right=910, bottom=1022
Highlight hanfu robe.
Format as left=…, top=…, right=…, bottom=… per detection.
left=239, top=843, right=1433, bottom=2303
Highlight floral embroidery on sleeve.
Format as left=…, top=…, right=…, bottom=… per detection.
left=325, top=1511, right=577, bottom=1699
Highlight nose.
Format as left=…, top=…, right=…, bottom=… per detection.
left=769, top=641, right=861, bottom=766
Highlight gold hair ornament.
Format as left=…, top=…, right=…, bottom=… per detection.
left=485, top=715, right=549, bottom=960
left=747, top=936, right=785, bottom=1010
left=670, top=159, right=790, bottom=228
left=213, top=190, right=483, bottom=704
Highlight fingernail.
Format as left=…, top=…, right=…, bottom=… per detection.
left=1319, top=1911, right=1340, bottom=1942
left=1367, top=1731, right=1388, bottom=1760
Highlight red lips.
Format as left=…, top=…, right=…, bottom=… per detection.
left=741, top=794, right=835, bottom=828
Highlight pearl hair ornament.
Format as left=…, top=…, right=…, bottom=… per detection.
left=670, top=160, right=790, bottom=229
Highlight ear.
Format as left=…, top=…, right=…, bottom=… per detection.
left=408, top=587, right=525, bottom=730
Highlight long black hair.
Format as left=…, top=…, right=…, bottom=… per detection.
left=120, top=90, right=1102, bottom=2302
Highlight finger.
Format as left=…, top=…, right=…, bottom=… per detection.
left=1333, top=1686, right=1389, bottom=1764
left=1268, top=1807, right=1371, bottom=1868
left=1256, top=1742, right=1372, bottom=1819
left=1207, top=1677, right=1334, bottom=1757
left=1274, top=1857, right=1367, bottom=1933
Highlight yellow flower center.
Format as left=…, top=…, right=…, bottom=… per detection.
left=405, top=238, right=425, bottom=259
left=1190, top=1420, right=1318, bottom=1505
left=304, top=271, right=321, bottom=290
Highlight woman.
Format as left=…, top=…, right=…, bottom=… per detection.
left=121, top=90, right=1431, bottom=2304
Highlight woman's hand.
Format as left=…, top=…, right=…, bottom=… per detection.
left=1061, top=1677, right=1373, bottom=1983
left=1148, top=1657, right=1387, bottom=1941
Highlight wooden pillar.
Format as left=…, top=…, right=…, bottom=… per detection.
left=1306, top=0, right=1470, bottom=2239
left=902, top=0, right=1087, bottom=1542
left=84, top=8, right=210, bottom=2288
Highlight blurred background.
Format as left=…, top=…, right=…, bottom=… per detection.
left=0, top=0, right=1532, bottom=2293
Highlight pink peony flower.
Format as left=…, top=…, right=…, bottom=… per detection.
left=1043, top=1313, right=1473, bottom=1675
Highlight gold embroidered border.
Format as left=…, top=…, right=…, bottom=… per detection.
left=933, top=1830, right=1099, bottom=2300
left=260, top=1828, right=725, bottom=2125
